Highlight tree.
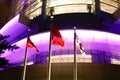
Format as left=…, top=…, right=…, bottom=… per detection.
left=0, top=34, right=19, bottom=69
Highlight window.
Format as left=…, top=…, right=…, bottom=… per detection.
left=25, top=0, right=42, bottom=19
left=47, top=0, right=95, bottom=15
left=100, top=0, right=119, bottom=14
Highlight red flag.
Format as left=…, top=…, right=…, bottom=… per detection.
left=27, top=36, right=39, bottom=53
left=51, top=22, right=64, bottom=47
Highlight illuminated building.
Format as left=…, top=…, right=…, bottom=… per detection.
left=0, top=0, right=120, bottom=80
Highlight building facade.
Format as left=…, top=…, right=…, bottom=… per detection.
left=0, top=0, right=120, bottom=80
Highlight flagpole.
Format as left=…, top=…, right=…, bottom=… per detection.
left=47, top=7, right=54, bottom=80
left=48, top=20, right=52, bottom=80
left=73, top=27, right=77, bottom=80
left=21, top=29, right=30, bottom=80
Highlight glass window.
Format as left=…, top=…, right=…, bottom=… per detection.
left=25, top=0, right=42, bottom=19
left=100, top=0, right=119, bottom=14
left=47, top=0, right=95, bottom=15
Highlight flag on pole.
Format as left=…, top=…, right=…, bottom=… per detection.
left=51, top=22, right=64, bottom=47
left=73, top=27, right=77, bottom=80
left=21, top=29, right=40, bottom=80
left=78, top=42, right=85, bottom=54
left=76, top=33, right=85, bottom=54
left=27, top=36, right=39, bottom=53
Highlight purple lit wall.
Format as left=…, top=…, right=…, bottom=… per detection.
left=115, top=18, right=120, bottom=26
left=1, top=13, right=120, bottom=65
left=1, top=30, right=120, bottom=65
left=0, top=14, right=28, bottom=44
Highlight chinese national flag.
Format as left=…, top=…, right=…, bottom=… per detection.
left=27, top=36, right=39, bottom=53
left=51, top=22, right=64, bottom=47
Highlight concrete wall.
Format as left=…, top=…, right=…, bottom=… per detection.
left=0, top=63, right=120, bottom=80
